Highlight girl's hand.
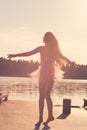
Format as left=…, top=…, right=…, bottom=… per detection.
left=69, top=60, right=75, bottom=65
left=66, top=58, right=76, bottom=66
left=7, top=54, right=16, bottom=58
left=70, top=61, right=75, bottom=65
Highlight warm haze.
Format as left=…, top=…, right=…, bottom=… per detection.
left=0, top=0, right=87, bottom=64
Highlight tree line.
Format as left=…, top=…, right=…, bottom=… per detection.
left=0, top=57, right=87, bottom=79
left=63, top=63, right=87, bottom=79
left=0, top=57, right=39, bottom=77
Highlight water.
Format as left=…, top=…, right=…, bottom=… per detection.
left=0, top=76, right=87, bottom=106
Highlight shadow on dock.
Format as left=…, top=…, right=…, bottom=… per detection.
left=57, top=113, right=70, bottom=119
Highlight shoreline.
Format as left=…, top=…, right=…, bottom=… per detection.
left=0, top=100, right=87, bottom=130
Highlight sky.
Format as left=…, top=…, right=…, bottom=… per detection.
left=0, top=0, right=87, bottom=65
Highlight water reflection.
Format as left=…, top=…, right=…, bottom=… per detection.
left=53, top=80, right=87, bottom=97
left=0, top=77, right=87, bottom=102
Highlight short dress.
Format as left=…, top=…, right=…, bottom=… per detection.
left=39, top=63, right=55, bottom=84
left=31, top=46, right=64, bottom=84
left=38, top=46, right=55, bottom=84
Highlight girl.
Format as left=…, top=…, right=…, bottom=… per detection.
left=8, top=32, right=73, bottom=126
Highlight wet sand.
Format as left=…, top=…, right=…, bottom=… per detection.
left=0, top=100, right=87, bottom=130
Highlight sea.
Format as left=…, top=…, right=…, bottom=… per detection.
left=0, top=76, right=87, bottom=106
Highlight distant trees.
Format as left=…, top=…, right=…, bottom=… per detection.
left=0, top=57, right=39, bottom=77
left=0, top=57, right=87, bottom=79
left=63, top=63, right=87, bottom=79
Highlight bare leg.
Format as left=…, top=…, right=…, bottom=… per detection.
left=43, top=80, right=54, bottom=125
left=46, top=95, right=54, bottom=119
left=35, top=83, right=45, bottom=126
left=39, top=95, right=44, bottom=121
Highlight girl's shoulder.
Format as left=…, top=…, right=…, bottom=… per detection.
left=37, top=46, right=45, bottom=52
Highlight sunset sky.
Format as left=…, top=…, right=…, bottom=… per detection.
left=0, top=0, right=87, bottom=65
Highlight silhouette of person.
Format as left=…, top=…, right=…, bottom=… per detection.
left=8, top=32, right=73, bottom=126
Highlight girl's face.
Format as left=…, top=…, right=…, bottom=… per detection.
left=43, top=34, right=51, bottom=43
left=43, top=32, right=53, bottom=46
left=43, top=36, right=46, bottom=43
left=43, top=36, right=47, bottom=47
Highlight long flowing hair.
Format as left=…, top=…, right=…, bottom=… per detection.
left=43, top=32, right=67, bottom=68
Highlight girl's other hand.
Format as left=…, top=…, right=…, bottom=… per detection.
left=7, top=54, right=15, bottom=58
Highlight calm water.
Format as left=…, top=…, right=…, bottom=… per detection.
left=0, top=76, right=87, bottom=105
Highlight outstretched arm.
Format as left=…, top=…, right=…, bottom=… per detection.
left=61, top=56, right=76, bottom=66
left=7, top=46, right=41, bottom=58
left=63, top=56, right=72, bottom=64
left=58, top=51, right=74, bottom=65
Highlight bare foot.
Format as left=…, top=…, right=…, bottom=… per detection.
left=35, top=119, right=43, bottom=127
left=43, top=117, right=54, bottom=125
